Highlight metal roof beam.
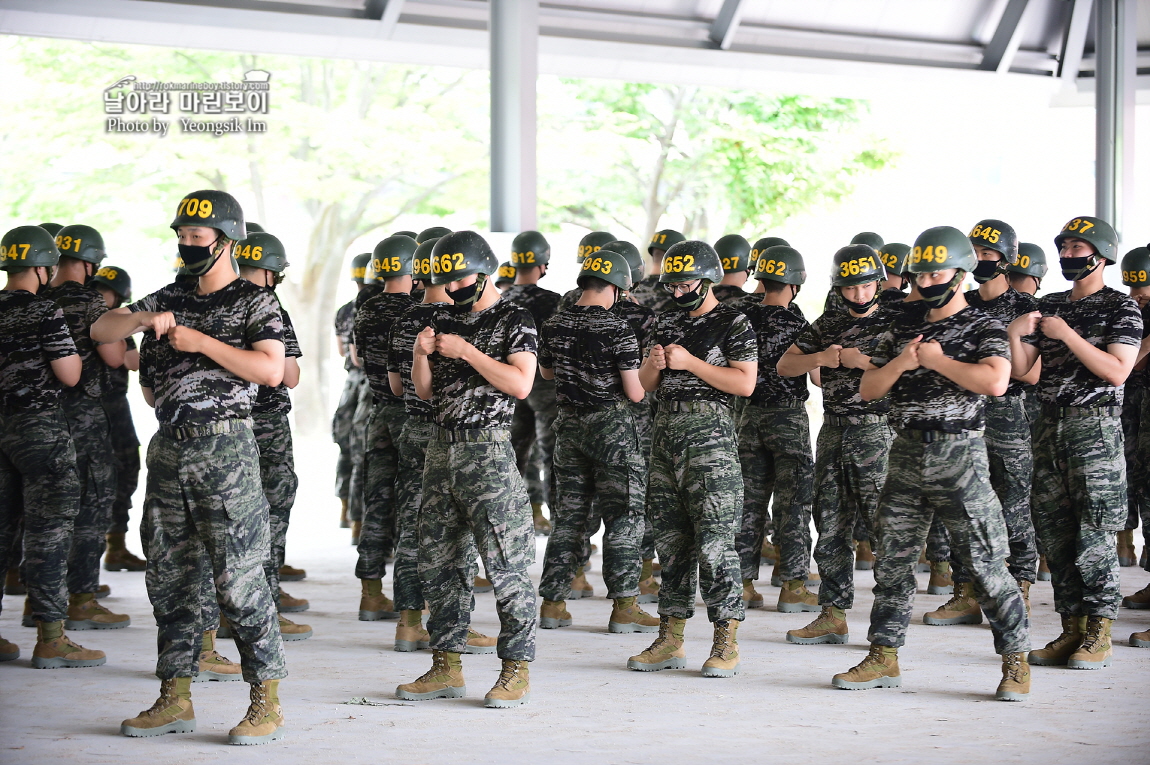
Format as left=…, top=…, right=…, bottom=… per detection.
left=978, top=0, right=1030, bottom=72
left=1057, top=0, right=1093, bottom=82
left=709, top=0, right=745, bottom=51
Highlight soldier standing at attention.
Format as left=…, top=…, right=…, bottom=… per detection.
left=628, top=240, right=757, bottom=678
left=1116, top=248, right=1150, bottom=570
left=397, top=231, right=538, bottom=708
left=95, top=190, right=289, bottom=744
left=833, top=225, right=1030, bottom=701
left=1010, top=217, right=1141, bottom=671
left=710, top=234, right=753, bottom=304
left=333, top=252, right=371, bottom=530
left=0, top=226, right=102, bottom=668
left=630, top=229, right=686, bottom=314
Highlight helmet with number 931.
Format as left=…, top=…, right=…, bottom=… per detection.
left=908, top=226, right=976, bottom=274
left=54, top=224, right=106, bottom=265
left=428, top=230, right=499, bottom=286
left=831, top=244, right=885, bottom=287
left=170, top=189, right=245, bottom=241
left=752, top=245, right=806, bottom=285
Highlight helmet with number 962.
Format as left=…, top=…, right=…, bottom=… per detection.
left=908, top=226, right=976, bottom=274
left=1, top=225, right=61, bottom=271
left=371, top=234, right=418, bottom=279
left=1121, top=247, right=1150, bottom=287
left=658, top=240, right=722, bottom=284
left=1054, top=216, right=1118, bottom=264
left=577, top=248, right=631, bottom=291
left=511, top=230, right=550, bottom=267
left=170, top=189, right=245, bottom=241
left=752, top=245, right=806, bottom=285
left=429, top=230, right=499, bottom=286
left=235, top=231, right=289, bottom=272
left=831, top=244, right=885, bottom=287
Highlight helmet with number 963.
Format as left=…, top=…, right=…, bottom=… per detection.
left=577, top=248, right=631, bottom=291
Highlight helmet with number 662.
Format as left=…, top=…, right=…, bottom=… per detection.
left=428, top=231, right=499, bottom=285
left=658, top=240, right=722, bottom=284
left=752, top=245, right=806, bottom=285
left=831, top=244, right=885, bottom=287
left=577, top=248, right=631, bottom=291
left=1121, top=247, right=1150, bottom=287
left=908, top=226, right=976, bottom=274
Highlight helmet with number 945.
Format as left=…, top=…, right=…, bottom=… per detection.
left=371, top=234, right=418, bottom=279
left=908, top=226, right=976, bottom=274
left=658, top=240, right=722, bottom=284
left=1054, top=216, right=1118, bottom=264
left=831, top=244, right=885, bottom=287
left=577, top=248, right=631, bottom=291
left=1121, top=247, right=1150, bottom=287
left=1, top=225, right=61, bottom=271
left=234, top=231, right=289, bottom=272
left=170, top=189, right=245, bottom=241
left=752, top=245, right=806, bottom=285
left=429, top=230, right=499, bottom=286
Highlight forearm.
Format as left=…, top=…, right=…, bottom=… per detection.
left=91, top=309, right=147, bottom=343
left=860, top=364, right=903, bottom=401
left=931, top=357, right=1008, bottom=396
left=1062, top=334, right=1134, bottom=386
left=96, top=339, right=127, bottom=369
left=413, top=355, right=433, bottom=400
left=1007, top=335, right=1038, bottom=378
left=777, top=348, right=820, bottom=377
left=199, top=338, right=284, bottom=387
left=686, top=358, right=756, bottom=397
left=639, top=357, right=662, bottom=392
left=463, top=349, right=535, bottom=400
left=283, top=358, right=300, bottom=389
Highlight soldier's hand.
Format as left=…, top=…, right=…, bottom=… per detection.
left=649, top=344, right=667, bottom=370
left=664, top=344, right=696, bottom=371
left=414, top=326, right=436, bottom=357
left=1039, top=315, right=1074, bottom=342
left=144, top=311, right=177, bottom=336
left=1008, top=311, right=1041, bottom=339
left=434, top=333, right=472, bottom=360
left=916, top=339, right=946, bottom=370
left=895, top=334, right=922, bottom=371
left=166, top=325, right=207, bottom=354
left=839, top=346, right=870, bottom=370
left=820, top=344, right=843, bottom=369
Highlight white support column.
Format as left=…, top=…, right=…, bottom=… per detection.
left=489, top=0, right=538, bottom=232
left=1094, top=0, right=1136, bottom=238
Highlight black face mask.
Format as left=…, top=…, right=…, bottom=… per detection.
left=671, top=282, right=710, bottom=311
left=972, top=259, right=1002, bottom=284
left=918, top=273, right=964, bottom=309
left=445, top=275, right=486, bottom=312
left=178, top=238, right=225, bottom=277
left=1061, top=255, right=1099, bottom=282
left=841, top=289, right=879, bottom=314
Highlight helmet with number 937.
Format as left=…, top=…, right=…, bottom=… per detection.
left=1054, top=216, right=1118, bottom=264
left=831, top=244, right=885, bottom=287
left=908, top=226, right=976, bottom=274
left=429, top=230, right=499, bottom=286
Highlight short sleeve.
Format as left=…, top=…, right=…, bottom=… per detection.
left=1106, top=297, right=1144, bottom=347
left=615, top=322, right=641, bottom=371
left=40, top=305, right=77, bottom=361
left=793, top=318, right=827, bottom=356
left=975, top=318, right=1010, bottom=361
left=869, top=329, right=896, bottom=369
left=245, top=289, right=284, bottom=346
left=723, top=313, right=758, bottom=363
left=505, top=308, right=538, bottom=357
left=281, top=310, right=302, bottom=358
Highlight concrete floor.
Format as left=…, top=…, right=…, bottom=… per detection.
left=2, top=436, right=1148, bottom=765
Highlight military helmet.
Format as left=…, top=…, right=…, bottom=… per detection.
left=1054, top=216, right=1118, bottom=264
left=851, top=232, right=884, bottom=250
left=878, top=243, right=912, bottom=277
left=245, top=222, right=265, bottom=234
left=909, top=226, right=976, bottom=274
left=602, top=240, right=644, bottom=288
left=714, top=234, right=752, bottom=274
left=495, top=261, right=517, bottom=286
left=429, top=230, right=499, bottom=286
left=91, top=265, right=132, bottom=302
left=393, top=230, right=417, bottom=239
left=649, top=229, right=686, bottom=255
left=577, top=231, right=616, bottom=262
left=753, top=245, right=806, bottom=285
left=831, top=244, right=885, bottom=287
left=53, top=224, right=107, bottom=265
left=1009, top=243, right=1048, bottom=279
left=39, top=223, right=64, bottom=237
left=1121, top=247, right=1150, bottom=287
left=511, top=230, right=550, bottom=267
left=750, top=236, right=790, bottom=264
left=170, top=189, right=245, bottom=241
left=659, top=240, right=722, bottom=284
left=350, top=252, right=371, bottom=283
left=235, top=231, right=289, bottom=273
left=1, top=225, right=61, bottom=271
left=417, top=226, right=452, bottom=244
left=968, top=219, right=1019, bottom=264
left=412, top=238, right=440, bottom=283
left=577, top=248, right=631, bottom=291
left=371, top=234, right=419, bottom=279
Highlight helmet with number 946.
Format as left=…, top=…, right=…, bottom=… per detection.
left=752, top=245, right=806, bottom=285
left=1054, top=216, right=1118, bottom=264
left=1, top=225, right=61, bottom=271
left=1121, top=247, right=1150, bottom=287
left=234, top=231, right=289, bottom=272
left=429, top=230, right=499, bottom=286
left=577, top=248, right=631, bottom=291
left=170, top=189, right=245, bottom=241
left=908, top=226, right=976, bottom=274
left=577, top=231, right=616, bottom=262
left=511, top=230, right=550, bottom=267
left=831, top=244, right=885, bottom=287
left=371, top=234, right=418, bottom=279
left=658, top=240, right=722, bottom=284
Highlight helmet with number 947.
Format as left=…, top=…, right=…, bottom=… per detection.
left=714, top=234, right=752, bottom=274
left=170, top=189, right=245, bottom=241
left=602, top=240, right=644, bottom=288
left=577, top=231, right=616, bottom=262
left=511, top=230, right=550, bottom=267
left=371, top=234, right=418, bottom=279
left=1, top=225, right=61, bottom=271
left=831, top=244, right=885, bottom=287
left=1054, top=216, right=1118, bottom=264
left=752, top=245, right=806, bottom=285
left=908, top=226, right=976, bottom=274
left=234, top=231, right=289, bottom=272
left=1121, top=247, right=1150, bottom=287
left=577, top=248, right=631, bottom=291
left=658, top=240, right=722, bottom=284
left=428, top=230, right=499, bottom=286
left=1008, top=243, right=1048, bottom=279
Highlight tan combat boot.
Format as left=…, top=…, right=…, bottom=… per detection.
left=927, top=561, right=953, bottom=595
left=0, top=634, right=19, bottom=662
left=339, top=497, right=350, bottom=529
left=637, top=559, right=659, bottom=604
left=609, top=596, right=660, bottom=634
left=854, top=540, right=875, bottom=571
left=570, top=567, right=593, bottom=599
left=539, top=599, right=572, bottom=629
left=701, top=619, right=740, bottom=677
left=228, top=680, right=284, bottom=745
left=1122, top=582, right=1150, bottom=609
left=1019, top=580, right=1032, bottom=619
left=787, top=606, right=849, bottom=645
left=465, top=629, right=497, bottom=655
left=95, top=584, right=111, bottom=599
left=923, top=581, right=982, bottom=625
left=4, top=567, right=25, bottom=595
left=121, top=677, right=196, bottom=737
left=760, top=539, right=778, bottom=565
left=350, top=519, right=362, bottom=546
left=278, top=564, right=306, bottom=582
left=995, top=652, right=1030, bottom=701
left=358, top=578, right=398, bottom=621
left=1130, top=629, right=1150, bottom=647
left=22, top=597, right=34, bottom=627
left=1117, top=530, right=1137, bottom=567
left=777, top=579, right=819, bottom=613
left=278, top=615, right=312, bottom=641
left=915, top=548, right=930, bottom=574
left=485, top=659, right=530, bottom=708
left=103, top=533, right=146, bottom=572
left=742, top=578, right=765, bottom=609
left=1036, top=554, right=1051, bottom=581
left=395, top=610, right=429, bottom=652
left=473, top=575, right=494, bottom=593
left=627, top=615, right=687, bottom=671
left=31, top=620, right=106, bottom=668
left=196, top=629, right=242, bottom=682
left=832, top=644, right=901, bottom=690
left=532, top=503, right=551, bottom=535
left=277, top=588, right=309, bottom=613
left=1029, top=613, right=1085, bottom=666
left=396, top=651, right=466, bottom=700
left=66, top=592, right=130, bottom=630
left=1067, top=615, right=1113, bottom=669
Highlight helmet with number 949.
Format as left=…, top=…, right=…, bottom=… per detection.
left=831, top=244, right=885, bottom=287
left=577, top=248, right=631, bottom=291
left=752, top=245, right=806, bottom=285
left=1121, top=247, right=1150, bottom=287
left=511, top=230, right=550, bottom=267
left=371, top=234, right=418, bottom=279
left=1, top=225, right=61, bottom=271
left=170, top=189, right=245, bottom=241
left=234, top=231, right=289, bottom=272
left=1054, top=216, right=1118, bottom=264
left=429, top=230, right=499, bottom=286
left=908, top=226, right=976, bottom=274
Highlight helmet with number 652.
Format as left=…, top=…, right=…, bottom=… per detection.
left=235, top=232, right=289, bottom=272
left=658, top=240, right=722, bottom=284
left=511, top=230, right=550, bottom=267
left=752, top=245, right=806, bottom=285
left=1054, top=216, right=1118, bottom=264
left=908, top=226, right=976, bottom=274
left=371, top=234, right=418, bottom=279
left=1008, top=243, right=1048, bottom=279
left=577, top=249, right=631, bottom=291
left=429, top=230, right=499, bottom=285
left=831, top=244, right=885, bottom=287
left=1121, top=247, right=1150, bottom=287
left=170, top=189, right=246, bottom=241
left=1, top=225, right=61, bottom=271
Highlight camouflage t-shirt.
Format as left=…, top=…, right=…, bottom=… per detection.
left=631, top=274, right=676, bottom=314
left=388, top=302, right=444, bottom=420
left=648, top=303, right=757, bottom=404
left=539, top=305, right=641, bottom=409
left=1024, top=286, right=1143, bottom=407
left=42, top=280, right=111, bottom=399
left=0, top=290, right=78, bottom=410
left=355, top=291, right=416, bottom=402
left=501, top=283, right=561, bottom=333
left=743, top=303, right=810, bottom=405
left=105, top=335, right=137, bottom=398
left=1127, top=304, right=1150, bottom=392
left=794, top=308, right=894, bottom=417
left=253, top=302, right=301, bottom=416
left=130, top=279, right=283, bottom=427
left=429, top=299, right=537, bottom=430
left=879, top=288, right=906, bottom=308
left=335, top=299, right=355, bottom=372
left=871, top=306, right=1009, bottom=431
left=614, top=299, right=656, bottom=349
left=711, top=284, right=748, bottom=305
left=556, top=287, right=582, bottom=313
left=965, top=287, right=1039, bottom=397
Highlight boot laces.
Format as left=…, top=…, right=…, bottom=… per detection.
left=709, top=621, right=733, bottom=658
left=244, top=684, right=271, bottom=725
left=1002, top=653, right=1025, bottom=682
left=147, top=679, right=180, bottom=715
left=1079, top=620, right=1106, bottom=652
left=493, top=661, right=522, bottom=690
left=417, top=652, right=451, bottom=682
left=646, top=618, right=673, bottom=653
left=857, top=645, right=888, bottom=671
